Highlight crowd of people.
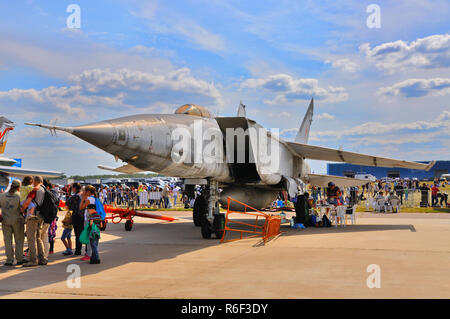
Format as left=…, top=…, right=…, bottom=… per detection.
left=274, top=178, right=449, bottom=227
left=96, top=183, right=181, bottom=209
left=0, top=176, right=103, bottom=267
left=304, top=178, right=449, bottom=209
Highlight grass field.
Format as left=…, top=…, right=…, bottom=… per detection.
left=356, top=206, right=450, bottom=213
left=136, top=205, right=450, bottom=214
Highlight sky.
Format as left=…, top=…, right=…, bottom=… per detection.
left=0, top=0, right=448, bottom=176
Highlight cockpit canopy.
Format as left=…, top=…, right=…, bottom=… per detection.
left=174, top=104, right=213, bottom=118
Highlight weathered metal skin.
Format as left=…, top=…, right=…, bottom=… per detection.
left=72, top=114, right=233, bottom=182
left=247, top=120, right=295, bottom=185
left=68, top=113, right=308, bottom=188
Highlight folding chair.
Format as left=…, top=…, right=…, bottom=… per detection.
left=345, top=205, right=356, bottom=224
left=335, top=205, right=347, bottom=227
left=376, top=199, right=387, bottom=213
left=389, top=198, right=400, bottom=213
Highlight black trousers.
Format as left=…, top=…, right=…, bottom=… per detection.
left=72, top=215, right=85, bottom=254
left=432, top=195, right=438, bottom=206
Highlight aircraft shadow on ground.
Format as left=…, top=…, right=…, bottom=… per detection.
left=0, top=219, right=222, bottom=297
left=280, top=223, right=417, bottom=235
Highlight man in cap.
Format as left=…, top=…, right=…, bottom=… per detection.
left=0, top=180, right=25, bottom=266
left=22, top=176, right=47, bottom=266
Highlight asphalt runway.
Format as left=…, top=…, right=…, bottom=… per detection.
left=0, top=211, right=449, bottom=298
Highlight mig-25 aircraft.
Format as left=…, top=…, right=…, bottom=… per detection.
left=26, top=99, right=434, bottom=239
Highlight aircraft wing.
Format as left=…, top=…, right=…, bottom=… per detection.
left=285, top=141, right=435, bottom=171
left=0, top=166, right=63, bottom=179
left=98, top=164, right=145, bottom=174
left=304, top=173, right=369, bottom=188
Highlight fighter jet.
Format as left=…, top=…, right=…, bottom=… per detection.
left=26, top=99, right=435, bottom=238
left=0, top=117, right=64, bottom=190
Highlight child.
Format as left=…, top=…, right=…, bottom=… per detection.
left=87, top=203, right=102, bottom=264
left=20, top=176, right=37, bottom=219
left=21, top=188, right=37, bottom=220
left=61, top=210, right=73, bottom=255
left=48, top=218, right=57, bottom=254
left=20, top=176, right=34, bottom=203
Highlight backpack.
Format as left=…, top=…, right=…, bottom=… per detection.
left=62, top=211, right=72, bottom=226
left=66, top=194, right=82, bottom=218
left=95, top=198, right=106, bottom=221
left=35, top=186, right=59, bottom=224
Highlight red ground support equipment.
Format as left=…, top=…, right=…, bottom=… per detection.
left=221, top=197, right=282, bottom=244
left=103, top=205, right=177, bottom=231
left=59, top=200, right=176, bottom=231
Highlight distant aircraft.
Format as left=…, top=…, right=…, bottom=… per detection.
left=0, top=117, right=63, bottom=189
left=354, top=174, right=377, bottom=182
left=27, top=99, right=435, bottom=239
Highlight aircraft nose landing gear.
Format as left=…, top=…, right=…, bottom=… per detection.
left=200, top=206, right=225, bottom=239
left=197, top=180, right=225, bottom=239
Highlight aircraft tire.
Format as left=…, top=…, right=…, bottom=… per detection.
left=193, top=195, right=206, bottom=227
left=200, top=215, right=212, bottom=239
left=125, top=220, right=133, bottom=231
left=213, top=213, right=226, bottom=239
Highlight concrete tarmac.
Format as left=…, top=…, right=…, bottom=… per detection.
left=0, top=211, right=449, bottom=299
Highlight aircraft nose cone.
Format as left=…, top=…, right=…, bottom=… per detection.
left=72, top=122, right=115, bottom=149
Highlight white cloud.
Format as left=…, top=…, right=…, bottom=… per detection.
left=316, top=113, right=335, bottom=120
left=325, top=58, right=359, bottom=73
left=131, top=2, right=225, bottom=53
left=312, top=112, right=450, bottom=139
left=170, top=20, right=226, bottom=53
left=279, top=110, right=450, bottom=161
left=0, top=35, right=175, bottom=79
left=377, top=78, right=450, bottom=98
left=240, top=74, right=348, bottom=104
left=360, top=34, right=450, bottom=73
left=70, top=68, right=223, bottom=104
left=347, top=132, right=440, bottom=146
left=281, top=110, right=450, bottom=143
left=0, top=68, right=224, bottom=122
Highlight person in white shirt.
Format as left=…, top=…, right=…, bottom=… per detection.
left=173, top=187, right=179, bottom=207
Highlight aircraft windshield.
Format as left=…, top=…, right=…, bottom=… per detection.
left=174, top=104, right=212, bottom=118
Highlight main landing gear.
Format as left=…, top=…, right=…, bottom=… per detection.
left=192, top=180, right=225, bottom=239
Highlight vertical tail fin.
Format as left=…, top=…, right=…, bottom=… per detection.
left=0, top=117, right=15, bottom=154
left=295, top=98, right=314, bottom=144
left=237, top=100, right=246, bottom=117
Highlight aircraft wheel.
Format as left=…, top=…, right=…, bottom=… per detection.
left=125, top=220, right=133, bottom=231
left=193, top=195, right=206, bottom=227
left=200, top=215, right=212, bottom=239
left=213, top=213, right=226, bottom=239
